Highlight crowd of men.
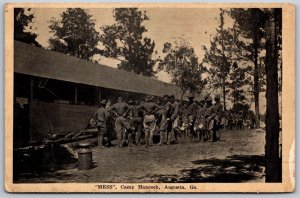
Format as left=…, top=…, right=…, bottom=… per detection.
left=90, top=93, right=255, bottom=148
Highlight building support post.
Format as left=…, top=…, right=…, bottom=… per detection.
left=74, top=85, right=78, bottom=104
left=98, top=88, right=102, bottom=105
left=30, top=78, right=34, bottom=101
left=29, top=78, right=34, bottom=142
left=94, top=87, right=98, bottom=106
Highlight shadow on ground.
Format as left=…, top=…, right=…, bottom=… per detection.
left=149, top=154, right=265, bottom=183
left=13, top=144, right=78, bottom=182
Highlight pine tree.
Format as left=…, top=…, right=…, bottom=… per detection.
left=100, top=8, right=157, bottom=77
left=203, top=10, right=245, bottom=109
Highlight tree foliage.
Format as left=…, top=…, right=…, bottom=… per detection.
left=229, top=8, right=268, bottom=126
left=203, top=9, right=247, bottom=108
left=48, top=8, right=101, bottom=60
left=158, top=39, right=207, bottom=97
left=232, top=102, right=250, bottom=114
left=228, top=62, right=251, bottom=104
left=100, top=8, right=157, bottom=77
left=14, top=8, right=41, bottom=47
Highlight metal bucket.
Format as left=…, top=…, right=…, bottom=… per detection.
left=78, top=148, right=92, bottom=170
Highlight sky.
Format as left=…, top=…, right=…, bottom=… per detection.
left=28, top=7, right=234, bottom=83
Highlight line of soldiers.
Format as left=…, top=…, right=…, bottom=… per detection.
left=224, top=110, right=256, bottom=130
left=90, top=93, right=223, bottom=148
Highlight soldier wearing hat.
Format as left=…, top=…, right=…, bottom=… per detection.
left=214, top=95, right=222, bottom=111
left=138, top=95, right=160, bottom=147
left=110, top=97, right=132, bottom=147
left=128, top=100, right=134, bottom=105
left=95, top=99, right=110, bottom=148
left=203, top=93, right=210, bottom=108
left=185, top=93, right=199, bottom=142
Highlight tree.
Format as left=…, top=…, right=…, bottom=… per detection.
left=229, top=8, right=267, bottom=127
left=228, top=62, right=251, bottom=104
left=203, top=10, right=245, bottom=109
left=14, top=8, right=41, bottom=47
left=158, top=39, right=207, bottom=99
left=48, top=8, right=101, bottom=60
left=232, top=102, right=249, bottom=114
left=264, top=8, right=282, bottom=182
left=100, top=8, right=156, bottom=77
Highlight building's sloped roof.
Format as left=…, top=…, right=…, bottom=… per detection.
left=14, top=41, right=183, bottom=98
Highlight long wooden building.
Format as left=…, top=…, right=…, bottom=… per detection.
left=14, top=41, right=183, bottom=146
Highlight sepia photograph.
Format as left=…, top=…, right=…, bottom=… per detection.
left=4, top=3, right=295, bottom=193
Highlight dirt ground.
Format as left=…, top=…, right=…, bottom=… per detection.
left=15, top=129, right=266, bottom=183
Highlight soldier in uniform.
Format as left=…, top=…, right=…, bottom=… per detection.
left=213, top=94, right=223, bottom=141
left=226, top=110, right=233, bottom=131
left=179, top=101, right=189, bottom=138
left=110, top=97, right=132, bottom=147
left=105, top=99, right=114, bottom=146
left=129, top=100, right=143, bottom=146
left=237, top=110, right=244, bottom=130
left=88, top=113, right=98, bottom=129
left=169, top=95, right=180, bottom=144
left=203, top=93, right=210, bottom=108
left=186, top=94, right=199, bottom=142
left=127, top=100, right=135, bottom=146
left=205, top=96, right=214, bottom=141
left=95, top=99, right=109, bottom=148
left=195, top=97, right=206, bottom=142
left=138, top=95, right=160, bottom=147
left=155, top=96, right=169, bottom=146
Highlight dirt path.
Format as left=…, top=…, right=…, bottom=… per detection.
left=15, top=129, right=266, bottom=183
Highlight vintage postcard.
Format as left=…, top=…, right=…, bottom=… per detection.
left=5, top=3, right=295, bottom=193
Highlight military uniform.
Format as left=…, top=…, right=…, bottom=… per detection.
left=95, top=100, right=109, bottom=147
left=237, top=111, right=244, bottom=130
left=186, top=95, right=198, bottom=141
left=163, top=99, right=175, bottom=144
left=138, top=96, right=160, bottom=147
left=129, top=102, right=143, bottom=145
left=245, top=110, right=254, bottom=129
left=110, top=99, right=131, bottom=147
left=89, top=113, right=98, bottom=128
left=204, top=96, right=214, bottom=141
left=155, top=107, right=168, bottom=145
left=195, top=99, right=206, bottom=142
left=179, top=103, right=189, bottom=137
left=169, top=100, right=180, bottom=144
left=105, top=103, right=114, bottom=146
left=205, top=105, right=214, bottom=127
left=212, top=97, right=223, bottom=140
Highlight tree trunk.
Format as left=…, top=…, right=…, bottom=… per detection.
left=265, top=8, right=281, bottom=182
left=253, top=35, right=260, bottom=128
left=222, top=77, right=226, bottom=110
left=233, top=93, right=236, bottom=105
